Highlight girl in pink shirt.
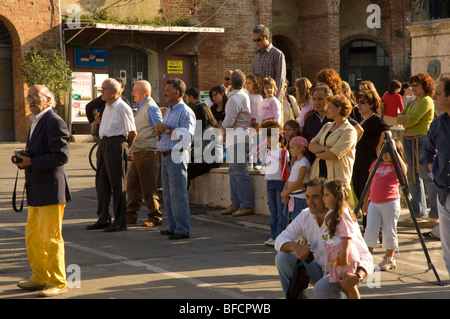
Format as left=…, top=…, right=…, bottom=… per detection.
left=362, top=139, right=407, bottom=271
left=261, top=77, right=282, bottom=125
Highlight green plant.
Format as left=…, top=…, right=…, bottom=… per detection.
left=21, top=47, right=73, bottom=106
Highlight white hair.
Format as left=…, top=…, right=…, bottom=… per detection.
left=103, top=78, right=121, bottom=92
left=135, top=80, right=152, bottom=94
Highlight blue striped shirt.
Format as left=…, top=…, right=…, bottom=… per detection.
left=157, top=100, right=196, bottom=152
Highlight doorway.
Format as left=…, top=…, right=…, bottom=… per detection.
left=0, top=20, right=14, bottom=141
left=108, top=46, right=148, bottom=106
left=340, top=39, right=390, bottom=95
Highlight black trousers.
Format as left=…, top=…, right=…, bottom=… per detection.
left=95, top=136, right=128, bottom=226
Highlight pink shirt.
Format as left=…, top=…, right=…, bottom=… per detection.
left=261, top=96, right=281, bottom=125
left=369, top=161, right=400, bottom=203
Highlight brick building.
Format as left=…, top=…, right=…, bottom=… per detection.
left=1, top=0, right=415, bottom=141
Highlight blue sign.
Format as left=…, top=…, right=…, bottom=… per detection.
left=75, top=47, right=108, bottom=67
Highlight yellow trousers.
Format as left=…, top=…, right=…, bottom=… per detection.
left=26, top=204, right=67, bottom=288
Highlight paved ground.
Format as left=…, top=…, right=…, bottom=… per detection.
left=0, top=141, right=449, bottom=303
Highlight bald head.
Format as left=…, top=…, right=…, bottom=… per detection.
left=27, top=85, right=55, bottom=115
left=132, top=80, right=152, bottom=104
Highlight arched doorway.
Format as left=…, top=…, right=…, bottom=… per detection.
left=273, top=35, right=295, bottom=87
left=0, top=20, right=14, bottom=141
left=108, top=45, right=149, bottom=106
left=340, top=39, right=390, bottom=94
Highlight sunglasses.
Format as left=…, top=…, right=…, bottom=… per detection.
left=411, top=83, right=421, bottom=87
left=253, top=38, right=263, bottom=42
left=224, top=77, right=230, bottom=81
left=357, top=100, right=367, bottom=105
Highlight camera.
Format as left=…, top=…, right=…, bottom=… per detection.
left=11, top=150, right=31, bottom=165
left=304, top=252, right=315, bottom=264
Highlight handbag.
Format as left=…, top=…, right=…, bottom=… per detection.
left=286, top=259, right=309, bottom=299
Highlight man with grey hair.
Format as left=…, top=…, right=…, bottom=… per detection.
left=221, top=69, right=254, bottom=217
left=252, top=24, right=286, bottom=101
left=14, top=84, right=71, bottom=297
left=87, top=78, right=136, bottom=232
left=126, top=80, right=163, bottom=227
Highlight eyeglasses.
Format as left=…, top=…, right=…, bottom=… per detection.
left=357, top=100, right=367, bottom=105
left=253, top=38, right=262, bottom=42
left=224, top=77, right=230, bottom=81
left=411, top=83, right=421, bottom=87
left=26, top=93, right=47, bottom=100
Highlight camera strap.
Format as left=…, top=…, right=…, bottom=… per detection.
left=12, top=169, right=25, bottom=213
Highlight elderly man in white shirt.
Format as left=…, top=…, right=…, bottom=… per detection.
left=221, top=69, right=254, bottom=217
left=275, top=177, right=373, bottom=299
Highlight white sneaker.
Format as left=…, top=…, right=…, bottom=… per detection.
left=378, top=256, right=397, bottom=271
left=264, top=238, right=275, bottom=246
left=254, top=165, right=262, bottom=170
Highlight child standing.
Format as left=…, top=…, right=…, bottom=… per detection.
left=261, top=77, right=282, bottom=126
left=322, top=180, right=361, bottom=299
left=264, top=129, right=290, bottom=246
left=283, top=120, right=301, bottom=162
left=245, top=74, right=263, bottom=128
left=362, top=139, right=407, bottom=271
left=280, top=136, right=310, bottom=221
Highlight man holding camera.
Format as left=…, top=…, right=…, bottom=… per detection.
left=274, top=177, right=372, bottom=299
left=13, top=85, right=71, bottom=297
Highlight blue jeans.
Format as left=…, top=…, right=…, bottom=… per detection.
left=438, top=194, right=450, bottom=277
left=275, top=252, right=346, bottom=299
left=160, top=152, right=190, bottom=236
left=227, top=143, right=253, bottom=209
left=403, top=136, right=438, bottom=218
left=267, top=180, right=287, bottom=239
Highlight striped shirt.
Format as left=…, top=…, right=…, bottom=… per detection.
left=156, top=100, right=196, bottom=152
left=253, top=43, right=286, bottom=100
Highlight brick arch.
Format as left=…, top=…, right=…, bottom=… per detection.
left=340, top=34, right=391, bottom=59
left=272, top=33, right=300, bottom=85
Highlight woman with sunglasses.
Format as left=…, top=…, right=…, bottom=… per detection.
left=353, top=89, right=390, bottom=229
left=397, top=73, right=438, bottom=222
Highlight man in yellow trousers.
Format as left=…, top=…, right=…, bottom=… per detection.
left=13, top=85, right=71, bottom=297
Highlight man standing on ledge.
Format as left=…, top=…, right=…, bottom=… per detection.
left=14, top=85, right=71, bottom=297
left=252, top=24, right=286, bottom=101
left=87, top=78, right=136, bottom=232
left=156, top=78, right=196, bottom=240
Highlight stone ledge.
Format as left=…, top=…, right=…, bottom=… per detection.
left=71, top=134, right=95, bottom=142
left=188, top=166, right=271, bottom=217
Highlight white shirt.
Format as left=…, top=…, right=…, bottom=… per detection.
left=29, top=106, right=53, bottom=139
left=274, top=208, right=373, bottom=276
left=99, top=97, right=136, bottom=138
left=287, top=157, right=310, bottom=199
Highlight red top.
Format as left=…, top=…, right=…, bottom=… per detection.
left=382, top=92, right=404, bottom=117
left=369, top=161, right=400, bottom=203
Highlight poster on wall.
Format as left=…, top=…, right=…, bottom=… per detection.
left=71, top=72, right=93, bottom=123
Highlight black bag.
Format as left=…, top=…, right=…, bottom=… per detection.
left=12, top=169, right=25, bottom=213
left=286, top=259, right=309, bottom=299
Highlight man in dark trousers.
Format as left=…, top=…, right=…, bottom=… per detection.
left=14, top=85, right=71, bottom=297
left=86, top=78, right=137, bottom=232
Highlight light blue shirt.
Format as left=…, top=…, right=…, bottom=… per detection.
left=157, top=100, right=196, bottom=152
left=135, top=97, right=163, bottom=127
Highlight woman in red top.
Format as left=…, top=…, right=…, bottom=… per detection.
left=381, top=80, right=404, bottom=127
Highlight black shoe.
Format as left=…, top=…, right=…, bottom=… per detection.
left=86, top=222, right=111, bottom=230
left=168, top=233, right=190, bottom=240
left=160, top=230, right=174, bottom=235
left=104, top=224, right=127, bottom=232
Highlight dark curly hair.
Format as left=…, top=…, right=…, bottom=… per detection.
left=315, top=68, right=343, bottom=95
left=409, top=73, right=435, bottom=97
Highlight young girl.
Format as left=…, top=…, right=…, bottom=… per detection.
left=362, top=139, right=407, bottom=271
left=280, top=136, right=310, bottom=221
left=322, top=180, right=361, bottom=299
left=294, top=77, right=314, bottom=132
left=283, top=120, right=301, bottom=162
left=260, top=77, right=282, bottom=126
left=264, top=128, right=290, bottom=246
left=245, top=74, right=263, bottom=128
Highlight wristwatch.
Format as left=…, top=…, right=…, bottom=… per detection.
left=165, top=128, right=171, bottom=135
left=355, top=272, right=363, bottom=283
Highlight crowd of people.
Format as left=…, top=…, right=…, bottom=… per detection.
left=11, top=23, right=450, bottom=299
